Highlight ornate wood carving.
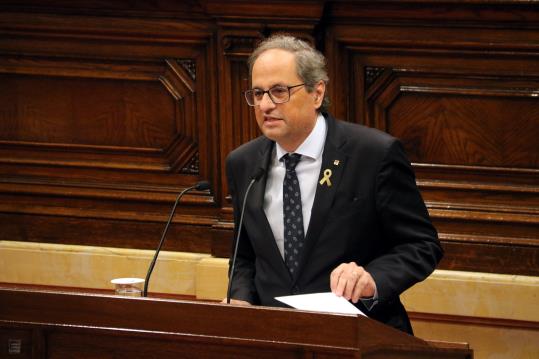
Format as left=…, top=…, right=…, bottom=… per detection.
left=364, top=66, right=386, bottom=89
left=177, top=59, right=197, bottom=80
left=222, top=36, right=260, bottom=56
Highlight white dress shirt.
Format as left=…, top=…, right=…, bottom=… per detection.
left=263, top=114, right=327, bottom=258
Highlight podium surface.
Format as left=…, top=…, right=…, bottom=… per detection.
left=0, top=285, right=472, bottom=358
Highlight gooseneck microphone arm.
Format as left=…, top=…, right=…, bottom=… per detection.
left=143, top=181, right=210, bottom=297
left=226, top=168, right=265, bottom=304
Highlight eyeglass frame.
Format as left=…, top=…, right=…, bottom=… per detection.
left=243, top=83, right=306, bottom=107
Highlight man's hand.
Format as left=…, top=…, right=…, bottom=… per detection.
left=221, top=298, right=252, bottom=306
left=330, top=262, right=376, bottom=303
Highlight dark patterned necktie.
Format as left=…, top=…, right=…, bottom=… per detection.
left=282, top=153, right=304, bottom=275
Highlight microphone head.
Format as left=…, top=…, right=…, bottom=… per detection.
left=250, top=167, right=266, bottom=181
left=195, top=181, right=211, bottom=191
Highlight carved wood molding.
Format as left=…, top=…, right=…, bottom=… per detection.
left=222, top=36, right=261, bottom=56
left=328, top=1, right=539, bottom=27
left=0, top=55, right=200, bottom=176
left=363, top=68, right=539, bottom=249
left=202, top=0, right=325, bottom=21
left=161, top=59, right=199, bottom=174
left=364, top=66, right=386, bottom=89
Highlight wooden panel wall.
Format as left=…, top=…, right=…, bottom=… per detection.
left=0, top=0, right=537, bottom=276
left=0, top=1, right=220, bottom=253
left=323, top=2, right=539, bottom=275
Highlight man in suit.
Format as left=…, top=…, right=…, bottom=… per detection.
left=225, top=34, right=443, bottom=334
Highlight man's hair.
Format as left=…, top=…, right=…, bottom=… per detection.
left=248, top=34, right=330, bottom=112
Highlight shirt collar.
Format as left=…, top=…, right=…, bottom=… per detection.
left=275, top=113, right=327, bottom=161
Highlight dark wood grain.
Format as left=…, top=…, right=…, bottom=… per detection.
left=0, top=0, right=537, bottom=276
left=0, top=285, right=472, bottom=358
left=325, top=2, right=538, bottom=276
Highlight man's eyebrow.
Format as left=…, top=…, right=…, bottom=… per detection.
left=251, top=83, right=286, bottom=90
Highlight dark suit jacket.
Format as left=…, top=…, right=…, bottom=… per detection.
left=225, top=113, right=443, bottom=334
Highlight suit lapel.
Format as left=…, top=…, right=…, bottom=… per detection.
left=246, top=140, right=271, bottom=217
left=245, top=138, right=272, bottom=231
left=245, top=139, right=290, bottom=274
left=294, top=115, right=347, bottom=282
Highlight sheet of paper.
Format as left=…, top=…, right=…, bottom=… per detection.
left=275, top=292, right=365, bottom=316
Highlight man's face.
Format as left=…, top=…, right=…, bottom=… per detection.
left=251, top=49, right=325, bottom=152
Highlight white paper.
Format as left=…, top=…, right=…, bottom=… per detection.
left=275, top=292, right=366, bottom=316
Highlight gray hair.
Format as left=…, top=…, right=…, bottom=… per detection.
left=248, top=34, right=330, bottom=113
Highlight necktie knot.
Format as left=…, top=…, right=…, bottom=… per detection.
left=283, top=153, right=301, bottom=171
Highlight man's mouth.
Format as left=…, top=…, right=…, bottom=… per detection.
left=264, top=116, right=282, bottom=122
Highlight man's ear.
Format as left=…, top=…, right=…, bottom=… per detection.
left=313, top=80, right=326, bottom=109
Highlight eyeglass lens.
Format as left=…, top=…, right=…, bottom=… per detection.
left=244, top=84, right=304, bottom=106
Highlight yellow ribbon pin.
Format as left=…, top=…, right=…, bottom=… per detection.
left=319, top=169, right=332, bottom=187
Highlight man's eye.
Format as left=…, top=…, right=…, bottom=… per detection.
left=271, top=87, right=288, bottom=96
left=252, top=89, right=264, bottom=98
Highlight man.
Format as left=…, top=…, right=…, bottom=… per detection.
left=225, top=34, right=442, bottom=334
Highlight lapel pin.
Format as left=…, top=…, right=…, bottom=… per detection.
left=333, top=160, right=340, bottom=166
left=319, top=169, right=332, bottom=187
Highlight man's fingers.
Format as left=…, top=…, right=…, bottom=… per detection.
left=351, top=273, right=368, bottom=302
left=330, top=264, right=346, bottom=293
left=331, top=263, right=360, bottom=299
left=331, top=262, right=376, bottom=303
left=352, top=271, right=376, bottom=302
left=342, top=269, right=359, bottom=300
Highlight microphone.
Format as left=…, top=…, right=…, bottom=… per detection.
left=143, top=180, right=210, bottom=297
left=226, top=168, right=265, bottom=304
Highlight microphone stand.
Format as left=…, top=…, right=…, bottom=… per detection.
left=226, top=168, right=264, bottom=303
left=143, top=181, right=210, bottom=297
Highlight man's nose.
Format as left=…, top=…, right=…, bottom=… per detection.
left=258, top=92, right=276, bottom=112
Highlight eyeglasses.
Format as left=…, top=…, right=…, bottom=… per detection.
left=244, top=84, right=305, bottom=106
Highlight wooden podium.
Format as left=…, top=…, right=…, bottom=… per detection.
left=0, top=286, right=472, bottom=358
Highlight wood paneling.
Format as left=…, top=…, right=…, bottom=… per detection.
left=358, top=67, right=538, bottom=274
left=324, top=1, right=539, bottom=275
left=0, top=0, right=537, bottom=276
left=0, top=75, right=176, bottom=147
left=0, top=3, right=220, bottom=252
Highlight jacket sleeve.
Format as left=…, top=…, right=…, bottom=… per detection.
left=366, top=140, right=443, bottom=303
